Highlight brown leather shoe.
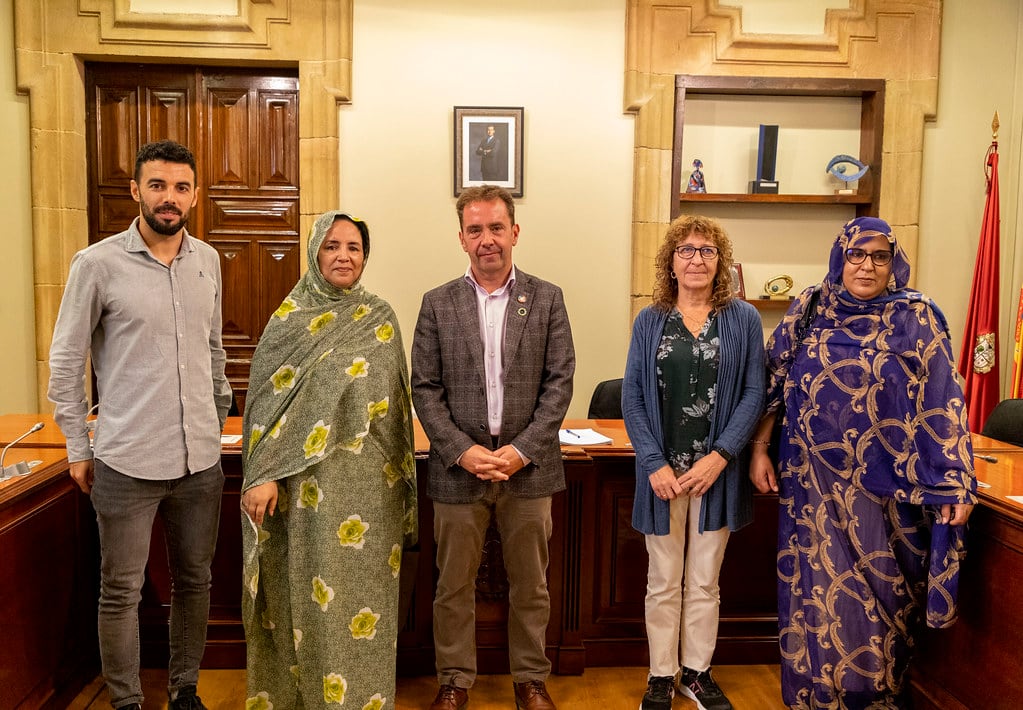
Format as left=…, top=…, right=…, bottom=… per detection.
left=513, top=680, right=556, bottom=710
left=429, top=684, right=468, bottom=710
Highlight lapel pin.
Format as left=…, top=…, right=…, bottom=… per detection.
left=517, top=295, right=527, bottom=303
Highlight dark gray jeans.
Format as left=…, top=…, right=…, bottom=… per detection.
left=91, top=459, right=223, bottom=708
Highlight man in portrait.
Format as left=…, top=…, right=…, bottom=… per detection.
left=475, top=124, right=506, bottom=181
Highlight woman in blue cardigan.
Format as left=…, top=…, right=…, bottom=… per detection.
left=623, top=215, right=765, bottom=710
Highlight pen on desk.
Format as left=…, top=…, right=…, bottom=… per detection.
left=564, top=429, right=580, bottom=438
left=975, top=454, right=998, bottom=463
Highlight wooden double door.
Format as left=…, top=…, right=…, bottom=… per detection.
left=85, top=63, right=301, bottom=412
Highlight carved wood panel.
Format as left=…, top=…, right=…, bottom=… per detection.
left=258, top=92, right=300, bottom=190
left=92, top=86, right=138, bottom=187
left=205, top=87, right=251, bottom=189
left=87, top=66, right=195, bottom=243
left=85, top=64, right=300, bottom=411
left=211, top=239, right=254, bottom=343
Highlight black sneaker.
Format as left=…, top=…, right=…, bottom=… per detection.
left=640, top=675, right=675, bottom=710
left=169, top=686, right=208, bottom=710
left=679, top=667, right=732, bottom=710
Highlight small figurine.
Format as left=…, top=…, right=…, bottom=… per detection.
left=686, top=158, right=707, bottom=193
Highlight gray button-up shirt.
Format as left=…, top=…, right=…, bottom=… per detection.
left=48, top=218, right=232, bottom=479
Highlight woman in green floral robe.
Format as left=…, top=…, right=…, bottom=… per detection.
left=240, top=211, right=417, bottom=710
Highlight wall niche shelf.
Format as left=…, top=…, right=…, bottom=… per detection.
left=681, top=193, right=871, bottom=205
left=671, top=75, right=885, bottom=220
left=747, top=298, right=796, bottom=311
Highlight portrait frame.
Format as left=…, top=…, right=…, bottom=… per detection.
left=730, top=262, right=745, bottom=300
left=454, top=106, right=524, bottom=197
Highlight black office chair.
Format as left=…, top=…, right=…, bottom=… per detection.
left=981, top=398, right=1023, bottom=446
left=587, top=378, right=623, bottom=419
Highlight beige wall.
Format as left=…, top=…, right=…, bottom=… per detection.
left=919, top=0, right=1022, bottom=374
left=130, top=0, right=236, bottom=11
left=1, top=0, right=1022, bottom=415
left=343, top=0, right=634, bottom=418
left=0, top=0, right=38, bottom=413
left=736, top=0, right=850, bottom=34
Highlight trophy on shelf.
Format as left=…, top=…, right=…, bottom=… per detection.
left=749, top=124, right=779, bottom=194
left=686, top=158, right=707, bottom=193
left=826, top=154, right=869, bottom=194
left=762, top=275, right=794, bottom=300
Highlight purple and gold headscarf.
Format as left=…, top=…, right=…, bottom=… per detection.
left=825, top=215, right=910, bottom=294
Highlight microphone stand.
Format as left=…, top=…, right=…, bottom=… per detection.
left=1, top=422, right=45, bottom=479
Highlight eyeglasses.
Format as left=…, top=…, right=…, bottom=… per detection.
left=675, top=245, right=719, bottom=260
left=844, top=248, right=893, bottom=266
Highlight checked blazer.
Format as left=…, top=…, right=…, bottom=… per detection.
left=411, top=268, right=575, bottom=504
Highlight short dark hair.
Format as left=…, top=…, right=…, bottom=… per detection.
left=456, top=185, right=516, bottom=228
left=333, top=214, right=370, bottom=260
left=134, top=140, right=196, bottom=184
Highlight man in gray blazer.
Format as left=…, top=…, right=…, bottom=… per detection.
left=411, top=185, right=574, bottom=710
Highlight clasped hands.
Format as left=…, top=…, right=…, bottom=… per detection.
left=649, top=452, right=726, bottom=501
left=460, top=444, right=526, bottom=482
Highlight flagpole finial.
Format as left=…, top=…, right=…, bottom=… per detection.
left=992, top=111, right=1000, bottom=140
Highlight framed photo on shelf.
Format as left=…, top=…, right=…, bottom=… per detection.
left=454, top=106, right=524, bottom=197
left=730, top=262, right=745, bottom=299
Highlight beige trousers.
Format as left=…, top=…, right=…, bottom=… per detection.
left=644, top=493, right=730, bottom=677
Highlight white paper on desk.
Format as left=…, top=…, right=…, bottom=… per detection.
left=559, top=428, right=613, bottom=445
left=1008, top=495, right=1023, bottom=505
left=221, top=434, right=242, bottom=444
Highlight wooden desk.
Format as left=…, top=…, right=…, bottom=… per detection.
left=558, top=418, right=633, bottom=458
left=972, top=450, right=1023, bottom=518
left=0, top=448, right=100, bottom=710
left=12, top=412, right=1019, bottom=706
left=910, top=452, right=1023, bottom=709
left=970, top=432, right=1023, bottom=452
left=0, top=414, right=64, bottom=448
left=135, top=418, right=781, bottom=673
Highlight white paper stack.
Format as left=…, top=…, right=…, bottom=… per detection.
left=559, top=428, right=613, bottom=445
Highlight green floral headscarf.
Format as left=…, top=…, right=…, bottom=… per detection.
left=241, top=210, right=416, bottom=540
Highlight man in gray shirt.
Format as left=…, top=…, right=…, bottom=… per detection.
left=48, top=140, right=232, bottom=710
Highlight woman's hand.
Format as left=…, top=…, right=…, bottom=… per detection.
left=242, top=481, right=279, bottom=526
left=749, top=446, right=778, bottom=494
left=649, top=464, right=684, bottom=501
left=940, top=502, right=974, bottom=526
left=678, top=451, right=727, bottom=497
left=748, top=415, right=779, bottom=494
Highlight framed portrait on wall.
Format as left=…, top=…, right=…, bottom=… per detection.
left=454, top=106, right=524, bottom=197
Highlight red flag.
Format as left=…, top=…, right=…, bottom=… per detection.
left=1012, top=286, right=1023, bottom=398
left=958, top=141, right=1000, bottom=432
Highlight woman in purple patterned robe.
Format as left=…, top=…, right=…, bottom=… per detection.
left=748, top=217, right=977, bottom=709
